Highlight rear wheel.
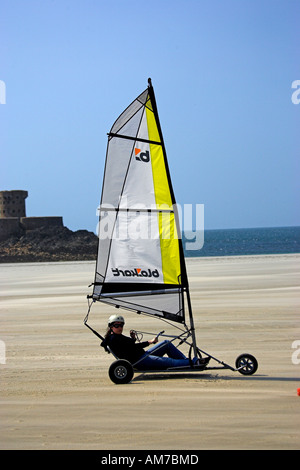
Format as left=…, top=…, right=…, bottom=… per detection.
left=109, top=360, right=134, bottom=384
left=236, top=354, right=258, bottom=375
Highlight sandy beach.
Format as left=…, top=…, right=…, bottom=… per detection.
left=1, top=254, right=299, bottom=450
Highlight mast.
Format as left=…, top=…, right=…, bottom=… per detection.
left=147, top=78, right=188, bottom=288
left=147, top=78, right=198, bottom=355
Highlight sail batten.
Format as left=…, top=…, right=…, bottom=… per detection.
left=108, top=133, right=161, bottom=146
left=99, top=207, right=175, bottom=213
left=93, top=80, right=188, bottom=324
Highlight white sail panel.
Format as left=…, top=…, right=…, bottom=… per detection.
left=110, top=89, right=148, bottom=136
left=105, top=211, right=163, bottom=283
left=100, top=290, right=183, bottom=323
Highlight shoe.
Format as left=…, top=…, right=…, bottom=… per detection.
left=193, top=356, right=210, bottom=367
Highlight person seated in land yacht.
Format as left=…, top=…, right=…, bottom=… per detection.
left=103, top=314, right=209, bottom=370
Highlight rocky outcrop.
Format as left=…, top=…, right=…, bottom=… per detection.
left=0, top=225, right=98, bottom=263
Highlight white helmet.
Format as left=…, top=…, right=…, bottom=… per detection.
left=108, top=314, right=125, bottom=326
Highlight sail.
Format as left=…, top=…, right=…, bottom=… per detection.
left=92, top=79, right=188, bottom=324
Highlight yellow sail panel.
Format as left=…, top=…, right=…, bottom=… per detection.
left=146, top=103, right=181, bottom=285
left=158, top=211, right=181, bottom=284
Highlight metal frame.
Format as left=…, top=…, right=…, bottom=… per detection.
left=84, top=304, right=238, bottom=376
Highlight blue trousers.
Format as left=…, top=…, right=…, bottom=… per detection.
left=134, top=340, right=190, bottom=370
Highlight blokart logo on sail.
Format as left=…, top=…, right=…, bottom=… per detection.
left=135, top=148, right=150, bottom=162
left=112, top=268, right=159, bottom=278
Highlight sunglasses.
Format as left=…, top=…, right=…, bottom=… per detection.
left=112, top=323, right=124, bottom=328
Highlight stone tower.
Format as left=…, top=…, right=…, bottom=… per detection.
left=0, top=190, right=28, bottom=218
left=0, top=190, right=63, bottom=241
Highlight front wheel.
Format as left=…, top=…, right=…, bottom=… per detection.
left=235, top=354, right=258, bottom=375
left=109, top=359, right=134, bottom=384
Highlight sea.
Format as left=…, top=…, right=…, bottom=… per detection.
left=183, top=226, right=300, bottom=258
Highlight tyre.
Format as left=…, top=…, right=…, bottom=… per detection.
left=109, top=359, right=134, bottom=384
left=235, top=354, right=258, bottom=375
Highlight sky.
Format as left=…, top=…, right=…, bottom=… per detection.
left=1, top=0, right=299, bottom=233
